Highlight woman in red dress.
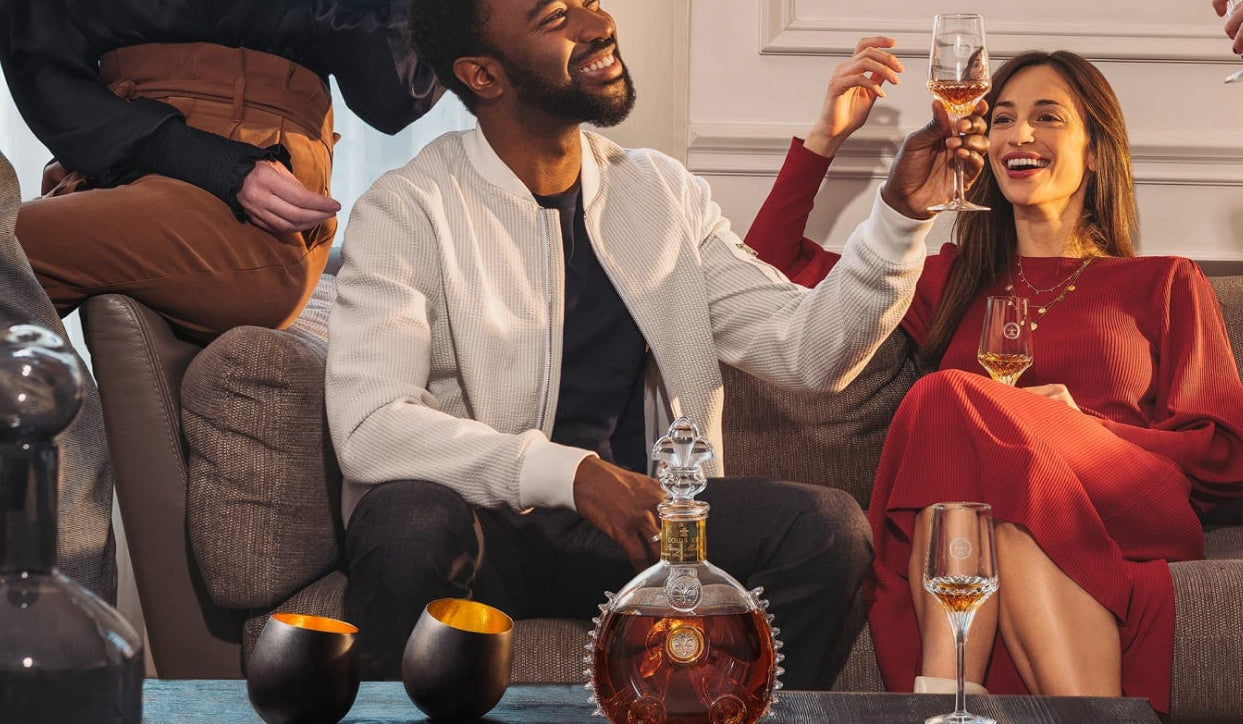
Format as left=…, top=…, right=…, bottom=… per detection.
left=745, top=46, right=1243, bottom=713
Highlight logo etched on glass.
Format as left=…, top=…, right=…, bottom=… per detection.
left=949, top=537, right=973, bottom=560
left=665, top=567, right=702, bottom=612
left=1002, top=322, right=1021, bottom=340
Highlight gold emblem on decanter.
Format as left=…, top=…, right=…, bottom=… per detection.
left=665, top=623, right=707, bottom=664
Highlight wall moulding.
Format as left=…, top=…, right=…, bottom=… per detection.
left=760, top=0, right=1236, bottom=62
left=686, top=123, right=1243, bottom=186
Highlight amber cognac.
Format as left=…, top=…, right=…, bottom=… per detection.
left=926, top=79, right=991, bottom=118
left=976, top=351, right=1033, bottom=386
left=588, top=419, right=779, bottom=724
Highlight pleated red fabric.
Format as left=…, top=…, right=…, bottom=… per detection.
left=743, top=142, right=1243, bottom=714
left=868, top=249, right=1243, bottom=714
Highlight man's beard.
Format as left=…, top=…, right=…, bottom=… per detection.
left=497, top=46, right=637, bottom=127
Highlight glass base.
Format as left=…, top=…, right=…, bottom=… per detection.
left=928, top=199, right=991, bottom=212
left=929, top=716, right=994, bottom=724
left=925, top=713, right=996, bottom=724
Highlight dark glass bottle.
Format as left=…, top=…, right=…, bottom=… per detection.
left=589, top=418, right=781, bottom=724
left=0, top=324, right=143, bottom=722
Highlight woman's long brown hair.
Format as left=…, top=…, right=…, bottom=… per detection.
left=920, top=50, right=1139, bottom=365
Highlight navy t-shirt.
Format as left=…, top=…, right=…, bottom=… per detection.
left=534, top=184, right=649, bottom=474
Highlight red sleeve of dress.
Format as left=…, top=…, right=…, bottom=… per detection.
left=744, top=138, right=841, bottom=288
left=899, top=244, right=957, bottom=348
left=1099, top=259, right=1243, bottom=511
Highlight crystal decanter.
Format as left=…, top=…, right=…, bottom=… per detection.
left=0, top=324, right=143, bottom=722
left=588, top=418, right=781, bottom=724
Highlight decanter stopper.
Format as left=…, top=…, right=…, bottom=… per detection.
left=651, top=416, right=712, bottom=503
left=0, top=324, right=83, bottom=443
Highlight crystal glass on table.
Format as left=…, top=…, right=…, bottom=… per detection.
left=589, top=418, right=779, bottom=724
left=927, top=13, right=992, bottom=212
left=978, top=296, right=1033, bottom=386
left=923, top=502, right=999, bottom=724
left=0, top=325, right=143, bottom=722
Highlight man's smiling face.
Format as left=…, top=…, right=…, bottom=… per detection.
left=481, top=0, right=636, bottom=126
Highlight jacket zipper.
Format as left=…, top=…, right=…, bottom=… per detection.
left=534, top=209, right=556, bottom=432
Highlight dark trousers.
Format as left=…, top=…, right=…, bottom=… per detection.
left=344, top=477, right=873, bottom=689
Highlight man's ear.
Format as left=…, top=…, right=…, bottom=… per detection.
left=454, top=56, right=505, bottom=103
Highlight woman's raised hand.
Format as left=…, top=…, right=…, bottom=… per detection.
left=804, top=36, right=904, bottom=158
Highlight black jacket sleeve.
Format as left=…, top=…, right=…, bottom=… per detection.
left=0, top=0, right=283, bottom=213
left=133, top=120, right=292, bottom=220
left=323, top=0, right=443, bottom=135
left=0, top=0, right=176, bottom=186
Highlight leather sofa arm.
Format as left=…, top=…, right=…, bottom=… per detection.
left=80, top=294, right=246, bottom=678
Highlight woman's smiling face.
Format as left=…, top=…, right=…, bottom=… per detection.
left=988, top=64, right=1097, bottom=216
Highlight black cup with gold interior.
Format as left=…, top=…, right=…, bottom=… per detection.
left=402, top=598, right=514, bottom=721
left=247, top=612, right=360, bottom=724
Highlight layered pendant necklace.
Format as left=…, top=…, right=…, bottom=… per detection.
left=1005, top=255, right=1094, bottom=331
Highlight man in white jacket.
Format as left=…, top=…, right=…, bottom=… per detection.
left=327, top=0, right=988, bottom=684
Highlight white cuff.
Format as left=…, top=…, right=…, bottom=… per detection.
left=863, top=187, right=934, bottom=268
left=518, top=439, right=596, bottom=511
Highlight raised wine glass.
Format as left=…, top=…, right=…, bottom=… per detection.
left=923, top=502, right=999, bottom=724
left=927, top=13, right=991, bottom=212
left=978, top=296, right=1032, bottom=386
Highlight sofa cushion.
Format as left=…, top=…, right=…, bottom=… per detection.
left=1208, top=276, right=1243, bottom=375
left=721, top=329, right=924, bottom=509
left=182, top=284, right=342, bottom=610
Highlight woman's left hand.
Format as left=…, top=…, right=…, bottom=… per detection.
left=1020, top=383, right=1080, bottom=412
left=804, top=36, right=904, bottom=158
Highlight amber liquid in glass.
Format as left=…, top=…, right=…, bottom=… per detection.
left=927, top=79, right=991, bottom=118
left=977, top=351, right=1033, bottom=385
left=924, top=575, right=998, bottom=614
left=593, top=609, right=775, bottom=724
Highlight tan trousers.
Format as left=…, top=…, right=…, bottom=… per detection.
left=16, top=43, right=336, bottom=338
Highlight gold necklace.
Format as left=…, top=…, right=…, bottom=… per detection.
left=1017, top=256, right=1083, bottom=295
left=1005, top=256, right=1094, bottom=331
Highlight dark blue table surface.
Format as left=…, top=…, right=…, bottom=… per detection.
left=143, top=680, right=1159, bottom=723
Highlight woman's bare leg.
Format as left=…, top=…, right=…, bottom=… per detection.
left=994, top=522, right=1121, bottom=696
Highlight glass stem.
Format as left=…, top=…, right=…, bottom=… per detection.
left=954, top=624, right=968, bottom=716
left=952, top=146, right=967, bottom=205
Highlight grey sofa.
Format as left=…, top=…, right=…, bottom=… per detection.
left=80, top=260, right=1243, bottom=722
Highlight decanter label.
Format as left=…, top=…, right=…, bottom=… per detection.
left=660, top=518, right=705, bottom=563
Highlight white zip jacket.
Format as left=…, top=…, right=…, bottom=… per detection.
left=327, top=126, right=933, bottom=522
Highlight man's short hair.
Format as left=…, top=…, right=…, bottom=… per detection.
left=408, top=0, right=491, bottom=112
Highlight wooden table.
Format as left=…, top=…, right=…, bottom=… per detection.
left=144, top=681, right=1160, bottom=723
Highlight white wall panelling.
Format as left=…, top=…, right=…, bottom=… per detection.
left=687, top=0, right=1243, bottom=261
left=760, top=0, right=1238, bottom=61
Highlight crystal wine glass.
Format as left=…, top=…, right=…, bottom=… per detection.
left=977, top=296, right=1032, bottom=386
left=1226, top=1, right=1243, bottom=84
left=923, top=503, right=999, bottom=724
left=927, top=13, right=991, bottom=212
